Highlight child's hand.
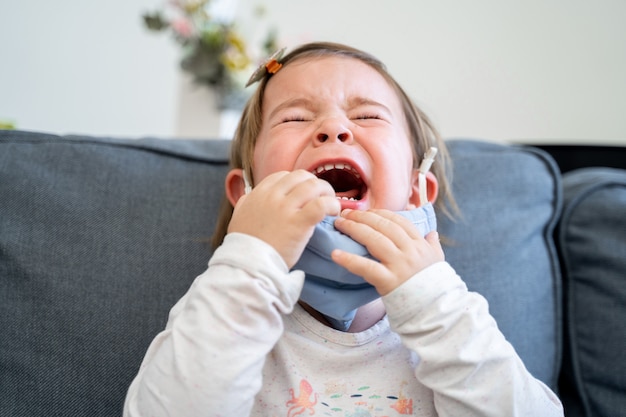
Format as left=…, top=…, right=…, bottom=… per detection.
left=331, top=209, right=444, bottom=296
left=228, top=170, right=341, bottom=269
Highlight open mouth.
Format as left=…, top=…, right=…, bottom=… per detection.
left=312, top=162, right=367, bottom=201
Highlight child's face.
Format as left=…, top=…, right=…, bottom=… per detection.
left=253, top=56, right=419, bottom=211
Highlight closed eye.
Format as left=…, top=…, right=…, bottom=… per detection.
left=281, top=116, right=309, bottom=123
left=353, top=114, right=382, bottom=120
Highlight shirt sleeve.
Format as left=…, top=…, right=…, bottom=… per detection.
left=123, top=233, right=304, bottom=417
left=383, top=261, right=564, bottom=417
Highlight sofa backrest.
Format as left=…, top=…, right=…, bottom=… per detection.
left=556, top=167, right=626, bottom=417
left=0, top=131, right=562, bottom=416
left=440, top=139, right=562, bottom=387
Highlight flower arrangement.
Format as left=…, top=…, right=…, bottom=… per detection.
left=143, top=0, right=277, bottom=108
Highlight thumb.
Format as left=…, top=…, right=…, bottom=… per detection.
left=425, top=231, right=439, bottom=242
left=425, top=231, right=445, bottom=259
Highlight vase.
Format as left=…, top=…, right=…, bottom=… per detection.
left=175, top=72, right=245, bottom=139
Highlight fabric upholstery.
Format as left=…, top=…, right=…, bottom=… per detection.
left=557, top=168, right=626, bottom=417
left=0, top=131, right=230, bottom=416
left=0, top=131, right=563, bottom=416
left=438, top=139, right=562, bottom=389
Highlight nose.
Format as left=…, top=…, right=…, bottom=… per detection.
left=314, top=118, right=353, bottom=145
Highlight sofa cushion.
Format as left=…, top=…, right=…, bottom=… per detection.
left=0, top=130, right=231, bottom=416
left=0, top=131, right=563, bottom=415
left=557, top=167, right=626, bottom=417
left=438, top=139, right=563, bottom=390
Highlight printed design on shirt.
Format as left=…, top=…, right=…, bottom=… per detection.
left=388, top=394, right=413, bottom=414
left=285, top=380, right=414, bottom=416
left=286, top=379, right=318, bottom=417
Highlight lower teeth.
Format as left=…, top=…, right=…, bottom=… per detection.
left=337, top=197, right=357, bottom=201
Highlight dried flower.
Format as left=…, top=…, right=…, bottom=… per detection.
left=142, top=0, right=278, bottom=107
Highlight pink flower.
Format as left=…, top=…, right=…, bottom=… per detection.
left=171, top=18, right=194, bottom=38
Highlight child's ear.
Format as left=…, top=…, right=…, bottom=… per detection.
left=407, top=170, right=439, bottom=209
left=225, top=169, right=247, bottom=207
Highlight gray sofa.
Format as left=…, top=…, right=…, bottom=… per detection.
left=1, top=129, right=625, bottom=417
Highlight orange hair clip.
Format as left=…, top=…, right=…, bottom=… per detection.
left=265, top=59, right=282, bottom=74
left=245, top=47, right=286, bottom=87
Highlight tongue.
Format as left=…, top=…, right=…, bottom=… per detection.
left=318, top=169, right=362, bottom=200
left=336, top=188, right=360, bottom=199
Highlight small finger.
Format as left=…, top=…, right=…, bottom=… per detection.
left=425, top=231, right=445, bottom=259
left=301, top=195, right=341, bottom=222
left=257, top=170, right=318, bottom=196
left=337, top=209, right=414, bottom=252
left=368, top=209, right=423, bottom=241
left=333, top=214, right=398, bottom=260
left=289, top=175, right=336, bottom=201
left=331, top=249, right=392, bottom=294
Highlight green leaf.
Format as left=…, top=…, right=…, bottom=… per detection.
left=142, top=11, right=169, bottom=31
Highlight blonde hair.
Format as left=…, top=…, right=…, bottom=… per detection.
left=212, top=42, right=456, bottom=247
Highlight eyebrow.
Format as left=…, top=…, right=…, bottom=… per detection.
left=267, top=96, right=392, bottom=121
left=347, top=97, right=392, bottom=115
left=267, top=98, right=314, bottom=121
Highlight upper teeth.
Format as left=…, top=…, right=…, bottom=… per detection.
left=312, top=162, right=361, bottom=178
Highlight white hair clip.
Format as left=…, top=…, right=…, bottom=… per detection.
left=418, top=147, right=438, bottom=206
left=243, top=170, right=253, bottom=195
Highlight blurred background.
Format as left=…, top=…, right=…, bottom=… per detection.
left=1, top=0, right=625, bottom=144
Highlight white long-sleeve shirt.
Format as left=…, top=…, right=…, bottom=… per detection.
left=124, top=233, right=563, bottom=417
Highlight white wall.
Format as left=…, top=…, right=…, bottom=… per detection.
left=0, top=0, right=179, bottom=138
left=1, top=0, right=625, bottom=144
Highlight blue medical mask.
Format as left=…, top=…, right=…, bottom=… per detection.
left=243, top=147, right=439, bottom=331
left=293, top=204, right=437, bottom=331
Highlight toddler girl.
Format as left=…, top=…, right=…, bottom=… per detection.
left=124, top=42, right=563, bottom=417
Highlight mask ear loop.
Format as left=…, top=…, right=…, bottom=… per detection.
left=418, top=147, right=438, bottom=207
left=243, top=170, right=253, bottom=195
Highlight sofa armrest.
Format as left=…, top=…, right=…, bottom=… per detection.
left=557, top=168, right=626, bottom=417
